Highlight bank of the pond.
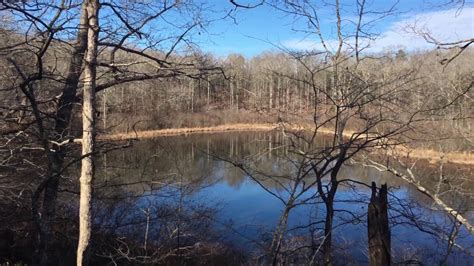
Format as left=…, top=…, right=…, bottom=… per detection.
left=96, top=123, right=474, bottom=166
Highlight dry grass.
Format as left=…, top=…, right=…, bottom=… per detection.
left=392, top=147, right=474, bottom=166
left=98, top=123, right=474, bottom=166
left=99, top=123, right=279, bottom=140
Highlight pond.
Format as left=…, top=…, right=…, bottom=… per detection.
left=91, top=131, right=473, bottom=265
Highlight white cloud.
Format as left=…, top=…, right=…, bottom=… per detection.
left=373, top=7, right=474, bottom=51
left=281, top=38, right=342, bottom=52
left=281, top=39, right=322, bottom=50
left=283, top=7, right=474, bottom=52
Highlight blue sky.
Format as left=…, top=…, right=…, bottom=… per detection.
left=198, top=0, right=474, bottom=57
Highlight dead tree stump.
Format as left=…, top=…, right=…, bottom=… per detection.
left=368, top=182, right=391, bottom=266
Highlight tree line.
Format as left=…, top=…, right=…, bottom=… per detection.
left=96, top=49, right=473, bottom=136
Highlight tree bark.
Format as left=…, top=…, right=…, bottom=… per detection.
left=322, top=189, right=336, bottom=266
left=77, top=0, right=99, bottom=265
left=33, top=3, right=89, bottom=265
left=368, top=182, right=391, bottom=266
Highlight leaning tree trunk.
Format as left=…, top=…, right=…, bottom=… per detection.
left=77, top=0, right=99, bottom=265
left=270, top=201, right=293, bottom=265
left=368, top=182, right=391, bottom=266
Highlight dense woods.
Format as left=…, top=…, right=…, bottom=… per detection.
left=0, top=0, right=472, bottom=265
left=98, top=49, right=473, bottom=136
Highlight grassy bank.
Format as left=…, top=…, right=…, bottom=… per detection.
left=98, top=122, right=474, bottom=166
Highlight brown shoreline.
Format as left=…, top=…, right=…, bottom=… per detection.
left=99, top=123, right=279, bottom=140
left=97, top=123, right=474, bottom=166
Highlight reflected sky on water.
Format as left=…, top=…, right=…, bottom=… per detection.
left=94, top=131, right=474, bottom=264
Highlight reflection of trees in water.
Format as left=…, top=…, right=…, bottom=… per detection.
left=1, top=132, right=470, bottom=264
left=91, top=132, right=473, bottom=264
left=63, top=140, right=249, bottom=264
left=92, top=188, right=245, bottom=265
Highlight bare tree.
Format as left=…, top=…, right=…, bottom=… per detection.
left=217, top=0, right=472, bottom=265
left=0, top=0, right=218, bottom=264
left=77, top=0, right=99, bottom=264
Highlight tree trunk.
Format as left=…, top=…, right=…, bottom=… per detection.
left=102, top=92, right=107, bottom=129
left=33, top=3, right=89, bottom=265
left=320, top=157, right=344, bottom=266
left=207, top=78, right=210, bottom=110
left=77, top=0, right=99, bottom=265
left=235, top=81, right=239, bottom=111
left=322, top=192, right=335, bottom=266
left=230, top=80, right=234, bottom=109
left=35, top=155, right=63, bottom=266
left=270, top=202, right=293, bottom=265
left=368, top=182, right=391, bottom=266
left=269, top=77, right=273, bottom=110
left=191, top=80, right=194, bottom=113
left=276, top=76, right=280, bottom=110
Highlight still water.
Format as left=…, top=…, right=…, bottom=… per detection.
left=94, top=131, right=473, bottom=264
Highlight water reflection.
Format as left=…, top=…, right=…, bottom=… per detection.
left=94, top=131, right=473, bottom=264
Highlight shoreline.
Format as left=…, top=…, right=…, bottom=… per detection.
left=99, top=123, right=280, bottom=140
left=98, top=123, right=474, bottom=166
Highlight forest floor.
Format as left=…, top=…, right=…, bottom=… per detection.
left=98, top=122, right=474, bottom=166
